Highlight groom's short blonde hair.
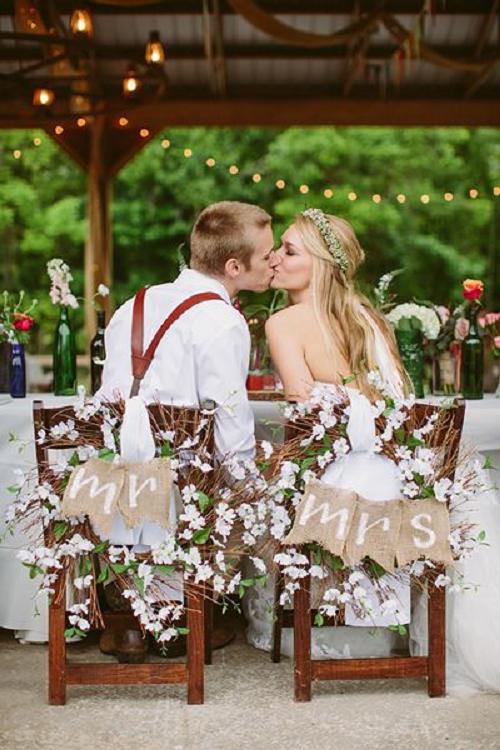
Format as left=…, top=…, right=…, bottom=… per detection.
left=190, top=201, right=272, bottom=275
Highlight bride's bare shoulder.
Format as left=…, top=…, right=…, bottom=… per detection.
left=265, top=303, right=313, bottom=334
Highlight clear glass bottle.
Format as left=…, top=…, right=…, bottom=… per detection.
left=90, top=310, right=106, bottom=394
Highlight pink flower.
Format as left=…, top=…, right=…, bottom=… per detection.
left=436, top=306, right=450, bottom=324
left=495, top=336, right=500, bottom=348
left=454, top=317, right=469, bottom=341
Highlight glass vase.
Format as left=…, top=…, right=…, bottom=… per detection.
left=460, top=302, right=483, bottom=400
left=432, top=350, right=456, bottom=395
left=0, top=341, right=10, bottom=393
left=9, top=342, right=26, bottom=398
left=396, top=328, right=425, bottom=398
left=53, top=306, right=77, bottom=396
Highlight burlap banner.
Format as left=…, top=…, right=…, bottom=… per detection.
left=284, top=479, right=453, bottom=570
left=61, top=457, right=172, bottom=536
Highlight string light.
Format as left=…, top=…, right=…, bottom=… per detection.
left=54, top=125, right=64, bottom=135
left=119, top=117, right=129, bottom=127
left=348, top=191, right=357, bottom=201
left=444, top=192, right=454, bottom=201
left=77, top=118, right=86, bottom=127
left=299, top=184, right=309, bottom=194
left=229, top=165, right=239, bottom=175
left=184, top=148, right=192, bottom=157
left=13, top=150, right=21, bottom=159
left=33, top=88, right=55, bottom=107
left=469, top=188, right=479, bottom=199
left=276, top=179, right=285, bottom=189
left=140, top=129, right=150, bottom=138
left=206, top=157, right=215, bottom=167
left=161, top=139, right=171, bottom=149
left=252, top=173, right=262, bottom=183
left=33, top=138, right=41, bottom=146
left=494, top=186, right=500, bottom=196
left=323, top=188, right=333, bottom=198
left=396, top=194, right=406, bottom=203
left=420, top=194, right=430, bottom=204
left=145, top=31, right=165, bottom=65
left=372, top=193, right=382, bottom=203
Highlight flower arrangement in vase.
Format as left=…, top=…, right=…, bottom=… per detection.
left=0, top=291, right=37, bottom=397
left=47, top=259, right=79, bottom=395
left=386, top=302, right=440, bottom=398
left=459, top=279, right=484, bottom=400
left=241, top=290, right=286, bottom=391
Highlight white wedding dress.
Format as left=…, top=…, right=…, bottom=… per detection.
left=244, top=314, right=500, bottom=694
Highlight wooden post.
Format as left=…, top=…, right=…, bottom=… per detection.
left=48, top=577, right=66, bottom=705
left=187, top=583, right=205, bottom=704
left=294, top=572, right=312, bottom=702
left=85, top=114, right=112, bottom=345
left=428, top=570, right=446, bottom=697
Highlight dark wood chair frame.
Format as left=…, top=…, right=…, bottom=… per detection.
left=33, top=399, right=216, bottom=705
left=271, top=400, right=466, bottom=701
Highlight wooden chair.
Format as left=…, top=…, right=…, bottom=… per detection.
left=271, top=400, right=466, bottom=701
left=33, top=399, right=215, bottom=705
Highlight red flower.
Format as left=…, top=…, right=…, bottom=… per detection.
left=462, top=279, right=484, bottom=301
left=12, top=313, right=35, bottom=332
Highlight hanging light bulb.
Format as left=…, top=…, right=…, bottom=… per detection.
left=70, top=8, right=93, bottom=37
left=145, top=31, right=165, bottom=65
left=123, top=65, right=140, bottom=97
left=33, top=88, right=55, bottom=107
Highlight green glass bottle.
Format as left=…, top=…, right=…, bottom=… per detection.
left=460, top=303, right=483, bottom=400
left=395, top=327, right=425, bottom=398
left=53, top=306, right=77, bottom=395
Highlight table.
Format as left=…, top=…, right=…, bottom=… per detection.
left=1, top=393, right=499, bottom=641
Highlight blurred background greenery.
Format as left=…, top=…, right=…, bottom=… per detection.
left=0, top=126, right=498, bottom=353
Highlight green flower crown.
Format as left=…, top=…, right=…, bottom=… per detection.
left=302, top=208, right=349, bottom=274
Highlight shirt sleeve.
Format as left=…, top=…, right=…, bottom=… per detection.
left=195, top=321, right=255, bottom=463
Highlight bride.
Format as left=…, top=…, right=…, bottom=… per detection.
left=244, top=208, right=500, bottom=694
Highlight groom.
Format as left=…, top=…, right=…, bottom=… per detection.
left=100, top=200, right=274, bottom=461
left=98, top=200, right=274, bottom=661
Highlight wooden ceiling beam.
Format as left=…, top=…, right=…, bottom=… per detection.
left=1, top=42, right=498, bottom=64
left=1, top=1, right=494, bottom=15
left=1, top=96, right=498, bottom=128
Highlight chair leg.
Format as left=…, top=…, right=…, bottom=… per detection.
left=294, top=574, right=312, bottom=702
left=428, top=572, right=446, bottom=697
left=271, top=575, right=284, bottom=663
left=204, top=592, right=213, bottom=666
left=48, top=579, right=66, bottom=705
left=187, top=584, right=205, bottom=705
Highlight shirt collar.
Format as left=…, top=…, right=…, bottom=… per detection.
left=175, top=268, right=231, bottom=305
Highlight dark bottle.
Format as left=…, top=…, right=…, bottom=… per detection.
left=10, top=342, right=26, bottom=398
left=53, top=306, right=77, bottom=395
left=460, top=303, right=483, bottom=400
left=90, top=310, right=106, bottom=394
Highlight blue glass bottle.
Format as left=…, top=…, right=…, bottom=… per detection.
left=9, top=342, right=26, bottom=398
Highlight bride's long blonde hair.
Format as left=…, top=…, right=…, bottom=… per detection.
left=294, top=211, right=411, bottom=400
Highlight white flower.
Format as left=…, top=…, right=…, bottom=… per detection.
left=434, top=477, right=452, bottom=503
left=74, top=574, right=93, bottom=590
left=97, top=284, right=109, bottom=297
left=386, top=303, right=440, bottom=340
left=261, top=441, right=273, bottom=459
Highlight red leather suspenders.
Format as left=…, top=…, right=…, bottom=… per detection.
left=129, top=287, right=224, bottom=398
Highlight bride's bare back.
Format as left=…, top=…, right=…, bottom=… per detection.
left=266, top=302, right=352, bottom=401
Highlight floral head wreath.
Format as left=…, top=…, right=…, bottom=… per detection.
left=301, top=208, right=349, bottom=274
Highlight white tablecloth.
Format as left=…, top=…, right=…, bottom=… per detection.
left=1, top=393, right=499, bottom=641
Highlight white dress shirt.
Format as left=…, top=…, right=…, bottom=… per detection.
left=99, top=268, right=255, bottom=462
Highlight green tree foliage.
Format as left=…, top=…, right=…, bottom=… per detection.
left=0, top=126, right=498, bottom=352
